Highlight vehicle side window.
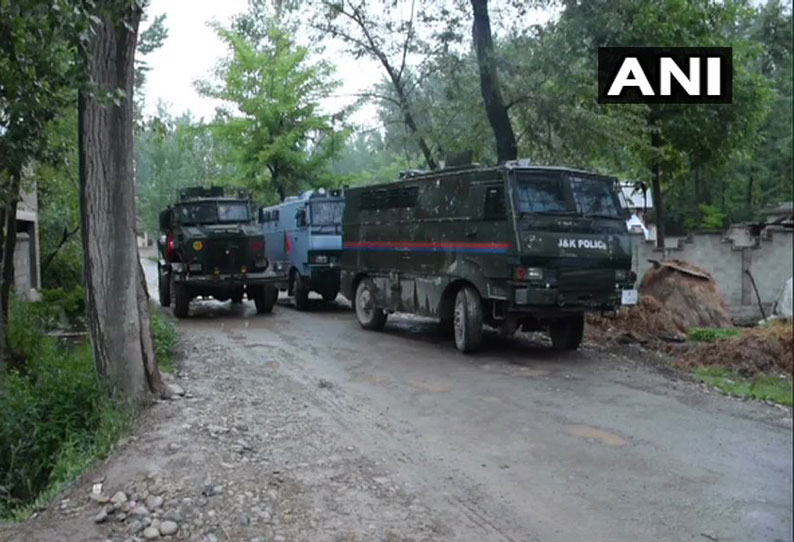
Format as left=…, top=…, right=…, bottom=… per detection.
left=360, top=186, right=419, bottom=210
left=484, top=186, right=506, bottom=220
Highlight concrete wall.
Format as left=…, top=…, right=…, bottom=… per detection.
left=13, top=232, right=33, bottom=297
left=14, top=183, right=41, bottom=298
left=631, top=226, right=793, bottom=320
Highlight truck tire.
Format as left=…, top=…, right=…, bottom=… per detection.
left=158, top=265, right=171, bottom=308
left=549, top=313, right=584, bottom=350
left=355, top=278, right=387, bottom=331
left=254, top=285, right=278, bottom=314
left=172, top=281, right=190, bottom=318
left=293, top=273, right=310, bottom=311
left=453, top=285, right=483, bottom=353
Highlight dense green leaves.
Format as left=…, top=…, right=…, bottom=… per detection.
left=196, top=20, right=349, bottom=202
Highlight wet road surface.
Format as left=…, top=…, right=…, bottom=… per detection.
left=139, top=261, right=794, bottom=541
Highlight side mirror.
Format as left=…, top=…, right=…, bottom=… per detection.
left=295, top=208, right=307, bottom=227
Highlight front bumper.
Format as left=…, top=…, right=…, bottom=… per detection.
left=173, top=269, right=285, bottom=287
left=508, top=283, right=631, bottom=313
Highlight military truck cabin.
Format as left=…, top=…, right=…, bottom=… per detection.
left=340, top=163, right=637, bottom=352
left=259, top=189, right=345, bottom=309
left=157, top=186, right=282, bottom=317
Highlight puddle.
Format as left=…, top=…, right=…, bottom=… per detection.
left=564, top=424, right=628, bottom=447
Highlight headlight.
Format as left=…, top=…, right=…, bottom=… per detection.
left=615, top=269, right=627, bottom=281
left=514, top=267, right=543, bottom=281
left=311, top=254, right=329, bottom=264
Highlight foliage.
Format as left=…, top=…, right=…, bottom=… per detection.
left=352, top=0, right=787, bottom=232
left=692, top=366, right=793, bottom=406
left=150, top=309, right=178, bottom=373
left=196, top=19, right=349, bottom=203
left=135, top=108, right=237, bottom=236
left=687, top=327, right=741, bottom=343
left=0, top=299, right=133, bottom=518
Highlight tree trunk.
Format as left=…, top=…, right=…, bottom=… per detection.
left=0, top=171, right=20, bottom=366
left=387, top=74, right=438, bottom=170
left=78, top=5, right=164, bottom=402
left=649, top=110, right=665, bottom=249
left=471, top=0, right=517, bottom=164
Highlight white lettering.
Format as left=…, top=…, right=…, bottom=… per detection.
left=660, top=57, right=700, bottom=96
left=707, top=57, right=721, bottom=95
left=558, top=238, right=607, bottom=250
left=607, top=58, right=654, bottom=96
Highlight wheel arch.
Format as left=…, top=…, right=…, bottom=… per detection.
left=439, top=278, right=481, bottom=320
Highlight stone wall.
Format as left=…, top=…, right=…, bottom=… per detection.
left=631, top=226, right=793, bottom=320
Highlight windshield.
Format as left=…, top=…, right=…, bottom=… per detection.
left=515, top=171, right=574, bottom=214
left=217, top=202, right=250, bottom=222
left=515, top=171, right=622, bottom=219
left=178, top=202, right=250, bottom=225
left=310, top=200, right=344, bottom=226
left=569, top=175, right=623, bottom=218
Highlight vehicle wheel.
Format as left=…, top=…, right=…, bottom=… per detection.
left=321, top=288, right=339, bottom=303
left=172, top=281, right=190, bottom=318
left=355, top=279, right=387, bottom=331
left=293, top=273, right=310, bottom=311
left=158, top=265, right=171, bottom=308
left=254, top=285, right=278, bottom=314
left=453, top=285, right=483, bottom=353
left=549, top=313, right=584, bottom=351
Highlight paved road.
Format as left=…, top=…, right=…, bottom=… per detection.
left=139, top=260, right=793, bottom=542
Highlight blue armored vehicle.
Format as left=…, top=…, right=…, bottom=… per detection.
left=259, top=189, right=345, bottom=309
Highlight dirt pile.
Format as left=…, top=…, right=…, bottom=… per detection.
left=678, top=321, right=794, bottom=377
left=588, top=259, right=732, bottom=342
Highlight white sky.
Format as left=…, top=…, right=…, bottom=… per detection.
left=141, top=1, right=556, bottom=128
left=141, top=0, right=383, bottom=126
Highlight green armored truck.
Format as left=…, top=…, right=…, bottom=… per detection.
left=157, top=187, right=282, bottom=318
left=340, top=163, right=637, bottom=352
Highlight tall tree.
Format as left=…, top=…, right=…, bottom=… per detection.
left=0, top=1, right=81, bottom=364
left=312, top=0, right=441, bottom=169
left=470, top=0, right=517, bottom=163
left=197, top=20, right=348, bottom=202
left=79, top=1, right=164, bottom=401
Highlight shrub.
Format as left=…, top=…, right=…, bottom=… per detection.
left=41, top=242, right=83, bottom=291
left=19, top=287, right=85, bottom=332
left=687, top=327, right=740, bottom=342
left=150, top=309, right=179, bottom=373
left=0, top=299, right=132, bottom=519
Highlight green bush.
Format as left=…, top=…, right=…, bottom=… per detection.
left=20, top=287, right=85, bottom=331
left=150, top=309, right=179, bottom=373
left=687, top=327, right=741, bottom=343
left=0, top=299, right=132, bottom=519
left=40, top=242, right=83, bottom=291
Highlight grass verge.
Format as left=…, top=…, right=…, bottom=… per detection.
left=1, top=298, right=135, bottom=521
left=692, top=366, right=793, bottom=406
left=150, top=308, right=179, bottom=373
left=687, top=327, right=741, bottom=342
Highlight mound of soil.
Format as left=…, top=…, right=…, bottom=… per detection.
left=587, top=259, right=732, bottom=343
left=678, top=321, right=794, bottom=377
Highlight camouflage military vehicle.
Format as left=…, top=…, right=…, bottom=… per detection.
left=340, top=162, right=637, bottom=353
left=157, top=186, right=282, bottom=318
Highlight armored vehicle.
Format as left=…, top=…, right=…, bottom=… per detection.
left=260, top=189, right=344, bottom=309
left=157, top=186, right=282, bottom=317
left=340, top=163, right=637, bottom=353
